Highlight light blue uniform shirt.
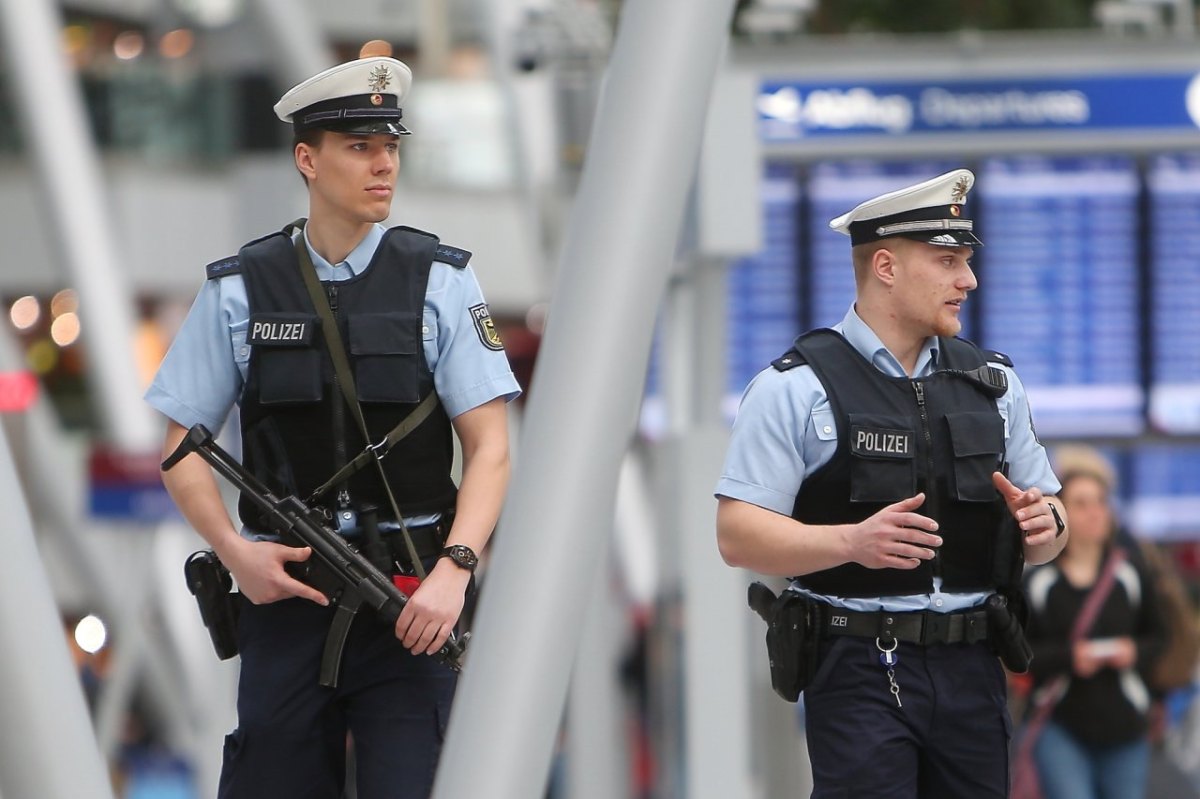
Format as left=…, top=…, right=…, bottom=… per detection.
left=146, top=223, right=521, bottom=531
left=715, top=306, right=1060, bottom=613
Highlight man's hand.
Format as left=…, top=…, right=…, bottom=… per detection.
left=848, top=493, right=942, bottom=570
left=394, top=560, right=470, bottom=655
left=992, top=472, right=1057, bottom=547
left=219, top=537, right=329, bottom=606
left=992, top=471, right=1067, bottom=566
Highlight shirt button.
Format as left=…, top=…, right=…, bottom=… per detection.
left=934, top=598, right=944, bottom=608
left=422, top=325, right=429, bottom=334
left=240, top=346, right=249, bottom=357
left=823, top=425, right=832, bottom=434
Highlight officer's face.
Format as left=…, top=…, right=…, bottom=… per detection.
left=298, top=132, right=399, bottom=224
left=887, top=239, right=977, bottom=338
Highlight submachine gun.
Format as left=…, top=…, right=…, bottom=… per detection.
left=164, top=424, right=468, bottom=687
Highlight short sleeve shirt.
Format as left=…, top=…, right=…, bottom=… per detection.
left=715, top=306, right=1060, bottom=612
left=145, top=223, right=521, bottom=433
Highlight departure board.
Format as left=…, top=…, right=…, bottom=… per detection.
left=1147, top=153, right=1200, bottom=434
left=1128, top=445, right=1200, bottom=540
left=723, top=163, right=803, bottom=418
left=805, top=160, right=965, bottom=334
left=977, top=155, right=1143, bottom=437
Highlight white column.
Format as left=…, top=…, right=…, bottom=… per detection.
left=432, top=0, right=737, bottom=796
left=0, top=420, right=115, bottom=799
left=0, top=0, right=156, bottom=452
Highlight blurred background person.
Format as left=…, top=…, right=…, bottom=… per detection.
left=1016, top=448, right=1169, bottom=799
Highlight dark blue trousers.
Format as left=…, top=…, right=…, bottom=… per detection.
left=803, top=637, right=1011, bottom=799
left=217, top=595, right=456, bottom=799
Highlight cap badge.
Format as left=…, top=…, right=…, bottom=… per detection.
left=370, top=93, right=383, bottom=106
left=950, top=176, right=970, bottom=203
left=949, top=205, right=961, bottom=217
left=368, top=64, right=392, bottom=92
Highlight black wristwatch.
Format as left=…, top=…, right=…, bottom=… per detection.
left=1048, top=503, right=1066, bottom=538
left=440, top=544, right=479, bottom=573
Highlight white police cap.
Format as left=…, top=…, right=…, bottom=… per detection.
left=274, top=56, right=413, bottom=136
left=828, top=168, right=983, bottom=247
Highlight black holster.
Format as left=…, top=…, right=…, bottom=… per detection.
left=985, top=592, right=1033, bottom=673
left=184, top=550, right=240, bottom=660
left=748, top=582, right=822, bottom=702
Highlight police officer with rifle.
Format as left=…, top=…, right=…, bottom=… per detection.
left=147, top=45, right=519, bottom=798
left=716, top=170, right=1068, bottom=798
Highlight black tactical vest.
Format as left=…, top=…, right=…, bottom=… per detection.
left=777, top=329, right=1012, bottom=598
left=225, top=225, right=457, bottom=530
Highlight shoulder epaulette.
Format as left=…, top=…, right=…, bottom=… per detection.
left=985, top=350, right=1013, bottom=368
left=205, top=256, right=241, bottom=280
left=434, top=243, right=472, bottom=268
left=772, top=349, right=807, bottom=372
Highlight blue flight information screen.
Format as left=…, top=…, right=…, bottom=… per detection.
left=977, top=155, right=1143, bottom=437
left=1129, top=446, right=1200, bottom=540
left=1148, top=153, right=1200, bottom=434
left=805, top=159, right=964, bottom=333
left=723, top=163, right=803, bottom=418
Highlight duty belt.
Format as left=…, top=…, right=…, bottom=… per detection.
left=341, top=519, right=447, bottom=571
left=822, top=606, right=990, bottom=646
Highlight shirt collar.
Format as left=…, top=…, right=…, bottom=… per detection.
left=834, top=305, right=939, bottom=378
left=301, top=223, right=385, bottom=279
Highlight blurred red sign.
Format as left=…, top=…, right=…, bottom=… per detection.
left=0, top=371, right=39, bottom=413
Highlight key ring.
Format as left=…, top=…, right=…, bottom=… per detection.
left=876, top=636, right=898, bottom=654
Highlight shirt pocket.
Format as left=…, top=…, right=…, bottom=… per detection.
left=945, top=411, right=1006, bottom=502
left=348, top=311, right=420, bottom=403
left=846, top=413, right=916, bottom=503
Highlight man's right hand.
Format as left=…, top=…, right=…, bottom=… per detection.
left=219, top=537, right=330, bottom=606
left=848, top=493, right=943, bottom=570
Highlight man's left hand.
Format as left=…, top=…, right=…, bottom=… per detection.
left=992, top=471, right=1058, bottom=547
left=394, top=561, right=471, bottom=655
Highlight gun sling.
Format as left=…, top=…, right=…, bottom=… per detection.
left=291, top=222, right=439, bottom=581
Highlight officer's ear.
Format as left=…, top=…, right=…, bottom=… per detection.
left=870, top=243, right=900, bottom=288
left=295, top=142, right=319, bottom=183
left=293, top=129, right=325, bottom=185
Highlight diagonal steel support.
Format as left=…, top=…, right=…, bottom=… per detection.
left=432, top=1, right=738, bottom=796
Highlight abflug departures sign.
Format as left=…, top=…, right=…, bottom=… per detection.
left=758, top=73, right=1200, bottom=140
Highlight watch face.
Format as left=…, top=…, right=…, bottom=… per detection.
left=444, top=545, right=478, bottom=571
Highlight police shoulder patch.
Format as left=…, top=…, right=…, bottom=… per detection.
left=435, top=244, right=472, bottom=268
left=985, top=350, right=1013, bottom=368
left=469, top=303, right=503, bottom=351
left=205, top=256, right=241, bottom=280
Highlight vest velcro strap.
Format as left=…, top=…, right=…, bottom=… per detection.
left=822, top=606, right=990, bottom=646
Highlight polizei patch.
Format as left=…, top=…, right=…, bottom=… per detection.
left=248, top=314, right=316, bottom=346
left=469, top=303, right=503, bottom=351
left=850, top=426, right=913, bottom=459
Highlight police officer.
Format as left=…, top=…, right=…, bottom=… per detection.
left=715, top=169, right=1069, bottom=798
left=147, top=52, right=520, bottom=798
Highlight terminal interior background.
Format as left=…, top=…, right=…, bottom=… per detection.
left=4, top=0, right=1200, bottom=797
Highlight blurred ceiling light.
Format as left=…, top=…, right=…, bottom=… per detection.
left=51, top=313, right=81, bottom=347
left=113, top=30, right=145, bottom=61
left=50, top=288, right=78, bottom=318
left=10, top=296, right=41, bottom=330
left=74, top=615, right=108, bottom=655
left=159, top=28, right=195, bottom=59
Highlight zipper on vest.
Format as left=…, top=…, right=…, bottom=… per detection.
left=327, top=283, right=349, bottom=500
left=912, top=380, right=941, bottom=577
